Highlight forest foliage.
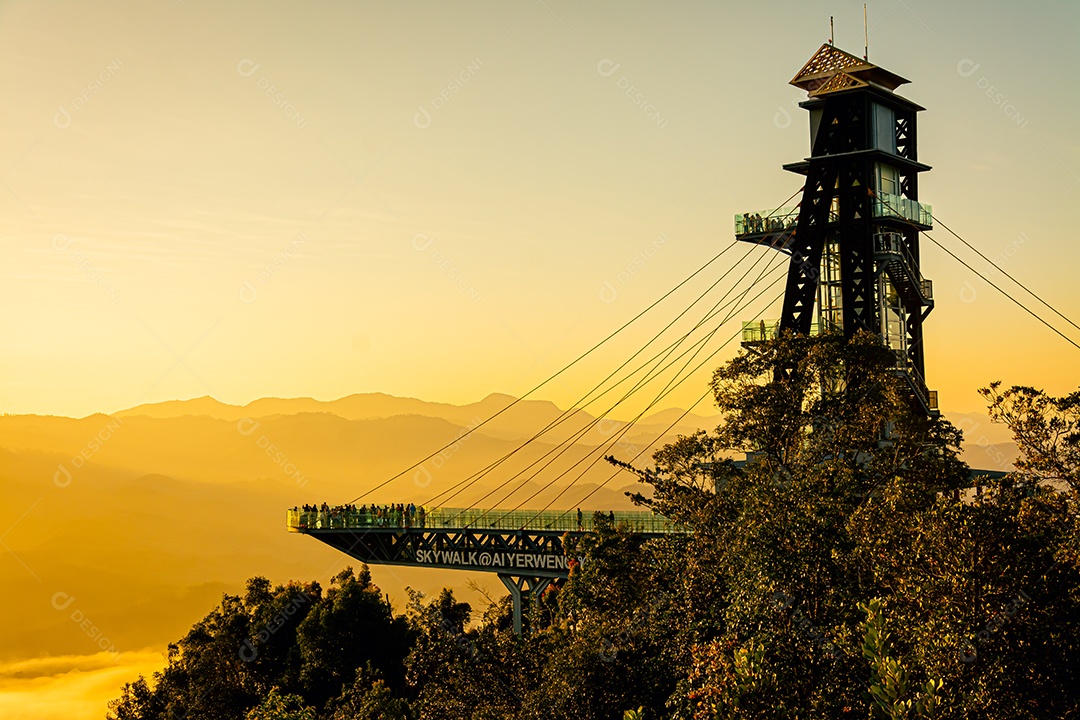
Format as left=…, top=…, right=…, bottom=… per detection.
left=109, top=332, right=1079, bottom=719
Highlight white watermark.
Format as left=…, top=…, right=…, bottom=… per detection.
left=599, top=233, right=668, bottom=303
left=53, top=416, right=124, bottom=487
left=53, top=58, right=123, bottom=129
left=953, top=416, right=1012, bottom=471
left=239, top=591, right=314, bottom=661
left=51, top=234, right=123, bottom=304
left=237, top=59, right=309, bottom=129
left=773, top=591, right=842, bottom=659
left=414, top=58, right=483, bottom=129
left=411, top=233, right=482, bottom=303
left=239, top=232, right=310, bottom=303
left=237, top=417, right=309, bottom=487
left=773, top=76, right=830, bottom=130
left=957, top=233, right=1028, bottom=304
left=957, top=59, right=1028, bottom=129
left=412, top=416, right=484, bottom=488
left=959, top=589, right=1030, bottom=663
left=597, top=59, right=668, bottom=129
left=51, top=591, right=121, bottom=661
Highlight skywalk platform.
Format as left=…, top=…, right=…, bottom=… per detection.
left=287, top=506, right=688, bottom=632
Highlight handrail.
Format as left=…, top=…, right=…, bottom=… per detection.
left=741, top=319, right=831, bottom=343
left=286, top=507, right=686, bottom=534
left=874, top=231, right=933, bottom=302
left=735, top=206, right=799, bottom=236
left=872, top=191, right=932, bottom=227
left=888, top=349, right=937, bottom=411
left=874, top=231, right=918, bottom=274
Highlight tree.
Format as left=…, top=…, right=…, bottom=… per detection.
left=508, top=513, right=692, bottom=720
left=858, top=598, right=943, bottom=718
left=108, top=568, right=410, bottom=720
left=980, top=382, right=1080, bottom=492
left=295, top=566, right=413, bottom=707
left=244, top=688, right=317, bottom=720
left=107, top=676, right=165, bottom=720
left=614, top=333, right=1079, bottom=717
left=106, top=336, right=1080, bottom=719
left=325, top=666, right=412, bottom=720
left=404, top=588, right=523, bottom=720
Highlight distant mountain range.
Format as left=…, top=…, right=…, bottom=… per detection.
left=0, top=391, right=1016, bottom=672
left=113, top=392, right=723, bottom=446
left=0, top=392, right=722, bottom=668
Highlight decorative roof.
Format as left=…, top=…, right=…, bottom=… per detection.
left=790, top=43, right=909, bottom=94
left=808, top=71, right=868, bottom=97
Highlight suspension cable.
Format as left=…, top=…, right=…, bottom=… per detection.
left=425, top=205, right=803, bottom=510
left=923, top=234, right=1080, bottom=351
left=350, top=186, right=802, bottom=507
left=444, top=213, right=800, bottom=517
left=533, top=282, right=789, bottom=522
left=346, top=243, right=735, bottom=503
left=461, top=256, right=787, bottom=522
left=871, top=190, right=1080, bottom=352
left=421, top=241, right=761, bottom=508
left=928, top=212, right=1080, bottom=335
left=511, top=258, right=788, bottom=519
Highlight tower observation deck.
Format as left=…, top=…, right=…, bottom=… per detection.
left=737, top=43, right=939, bottom=415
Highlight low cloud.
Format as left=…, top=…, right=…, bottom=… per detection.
left=0, top=650, right=163, bottom=720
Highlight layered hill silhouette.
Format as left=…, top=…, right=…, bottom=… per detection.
left=0, top=391, right=1015, bottom=687
left=0, top=392, right=723, bottom=670
left=113, top=392, right=722, bottom=446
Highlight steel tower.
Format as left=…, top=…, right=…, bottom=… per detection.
left=737, top=43, right=938, bottom=415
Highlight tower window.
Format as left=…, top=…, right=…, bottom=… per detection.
left=873, top=102, right=896, bottom=153
left=876, top=163, right=900, bottom=196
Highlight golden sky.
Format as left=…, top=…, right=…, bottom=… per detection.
left=1, top=7, right=1076, bottom=716
left=2, top=0, right=1078, bottom=419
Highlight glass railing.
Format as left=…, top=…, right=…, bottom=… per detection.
left=872, top=192, right=932, bottom=226
left=287, top=507, right=686, bottom=534
left=735, top=206, right=799, bottom=236
left=742, top=320, right=781, bottom=343
left=741, top=319, right=833, bottom=343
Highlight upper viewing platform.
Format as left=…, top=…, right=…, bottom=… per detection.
left=287, top=505, right=687, bottom=535
left=735, top=206, right=799, bottom=236
left=873, top=191, right=932, bottom=229
left=734, top=205, right=801, bottom=250
left=735, top=191, right=932, bottom=246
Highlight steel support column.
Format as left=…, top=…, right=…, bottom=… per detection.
left=498, top=574, right=552, bottom=635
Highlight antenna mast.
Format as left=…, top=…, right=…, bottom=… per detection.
left=864, top=5, right=869, bottom=60
left=830, top=16, right=834, bottom=45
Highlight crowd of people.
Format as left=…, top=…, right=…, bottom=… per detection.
left=292, top=502, right=427, bottom=529
left=741, top=211, right=796, bottom=234
left=290, top=504, right=637, bottom=533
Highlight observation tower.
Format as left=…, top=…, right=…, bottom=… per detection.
left=737, top=43, right=938, bottom=415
